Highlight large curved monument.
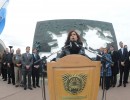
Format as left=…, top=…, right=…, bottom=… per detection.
left=33, top=19, right=118, bottom=58
left=0, top=39, right=6, bottom=52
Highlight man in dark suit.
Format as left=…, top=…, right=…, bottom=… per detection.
left=2, top=48, right=9, bottom=81
left=118, top=41, right=128, bottom=87
left=124, top=44, right=130, bottom=83
left=7, top=49, right=15, bottom=85
left=124, top=48, right=130, bottom=83
left=109, top=45, right=119, bottom=87
left=32, top=48, right=40, bottom=88
left=22, top=46, right=33, bottom=90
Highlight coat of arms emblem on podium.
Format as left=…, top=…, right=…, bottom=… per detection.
left=62, top=73, right=87, bottom=95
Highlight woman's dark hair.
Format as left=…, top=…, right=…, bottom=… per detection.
left=65, top=30, right=82, bottom=46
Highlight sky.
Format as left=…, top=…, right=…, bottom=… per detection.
left=0, top=0, right=130, bottom=55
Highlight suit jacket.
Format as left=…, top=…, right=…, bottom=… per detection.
left=13, top=54, right=22, bottom=67
left=22, top=53, right=33, bottom=71
left=2, top=53, right=10, bottom=68
left=2, top=53, right=9, bottom=63
left=109, top=51, right=119, bottom=75
left=7, top=53, right=14, bottom=64
left=32, top=53, right=40, bottom=66
left=125, top=51, right=130, bottom=68
left=118, top=48, right=128, bottom=62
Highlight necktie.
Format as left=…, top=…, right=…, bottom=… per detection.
left=121, top=48, right=123, bottom=54
left=111, top=51, right=113, bottom=55
left=27, top=53, right=29, bottom=58
left=34, top=54, right=36, bottom=59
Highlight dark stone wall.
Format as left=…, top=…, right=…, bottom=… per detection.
left=33, top=19, right=118, bottom=52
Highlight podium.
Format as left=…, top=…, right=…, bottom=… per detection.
left=47, top=54, right=101, bottom=100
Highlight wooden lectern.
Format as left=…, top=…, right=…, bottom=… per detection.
left=47, top=54, right=101, bottom=100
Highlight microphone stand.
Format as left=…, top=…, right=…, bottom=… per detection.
left=34, top=44, right=71, bottom=100
left=84, top=47, right=113, bottom=100
left=101, top=57, right=107, bottom=100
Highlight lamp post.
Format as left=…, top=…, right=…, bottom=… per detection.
left=9, top=46, right=13, bottom=53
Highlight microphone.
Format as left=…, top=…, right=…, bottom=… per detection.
left=102, top=55, right=114, bottom=64
left=85, top=46, right=103, bottom=58
left=62, top=41, right=72, bottom=50
left=84, top=47, right=88, bottom=50
left=74, top=42, right=82, bottom=48
left=84, top=47, right=114, bottom=64
left=34, top=56, right=47, bottom=64
left=74, top=42, right=79, bottom=47
left=69, top=41, right=72, bottom=47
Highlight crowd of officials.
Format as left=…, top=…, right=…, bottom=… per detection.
left=96, top=41, right=130, bottom=90
left=0, top=30, right=130, bottom=91
left=0, top=46, right=42, bottom=90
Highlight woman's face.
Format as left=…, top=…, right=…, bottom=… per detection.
left=103, top=49, right=108, bottom=54
left=69, top=31, right=78, bottom=41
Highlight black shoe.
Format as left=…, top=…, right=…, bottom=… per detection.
left=28, top=87, right=33, bottom=90
left=3, top=79, right=7, bottom=81
left=33, top=85, right=36, bottom=88
left=24, top=87, right=27, bottom=90
left=117, top=84, right=122, bottom=87
left=124, top=84, right=126, bottom=87
left=36, top=85, right=40, bottom=88
left=113, top=85, right=115, bottom=87
left=106, top=87, right=109, bottom=90
left=8, top=82, right=11, bottom=84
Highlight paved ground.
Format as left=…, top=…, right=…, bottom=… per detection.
left=0, top=76, right=130, bottom=100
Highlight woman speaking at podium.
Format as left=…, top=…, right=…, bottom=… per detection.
left=56, top=30, right=89, bottom=59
